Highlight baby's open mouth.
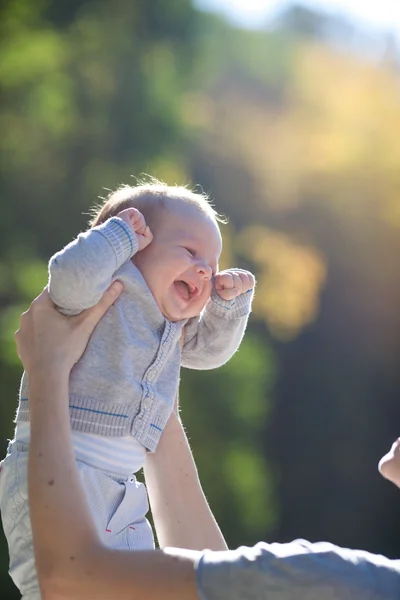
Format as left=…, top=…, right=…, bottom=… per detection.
left=174, top=280, right=198, bottom=301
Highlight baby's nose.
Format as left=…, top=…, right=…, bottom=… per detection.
left=197, top=263, right=212, bottom=280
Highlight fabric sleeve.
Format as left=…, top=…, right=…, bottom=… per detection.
left=181, top=288, right=253, bottom=370
left=196, top=539, right=400, bottom=600
left=48, top=217, right=138, bottom=315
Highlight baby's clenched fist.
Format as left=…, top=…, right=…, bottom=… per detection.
left=116, top=208, right=153, bottom=251
left=214, top=269, right=255, bottom=301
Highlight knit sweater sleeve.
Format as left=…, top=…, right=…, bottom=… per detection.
left=48, top=217, right=138, bottom=315
left=181, top=288, right=254, bottom=370
left=196, top=540, right=400, bottom=600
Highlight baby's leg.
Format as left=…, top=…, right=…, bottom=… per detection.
left=378, top=438, right=400, bottom=488
left=76, top=460, right=155, bottom=551
left=0, top=442, right=154, bottom=600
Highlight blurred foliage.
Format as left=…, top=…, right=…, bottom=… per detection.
left=181, top=333, right=276, bottom=547
left=1, top=0, right=400, bottom=596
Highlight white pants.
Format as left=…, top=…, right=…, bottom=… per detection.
left=0, top=440, right=154, bottom=599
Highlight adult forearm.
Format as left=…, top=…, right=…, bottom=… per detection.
left=144, top=413, right=227, bottom=551
left=28, top=371, right=101, bottom=585
left=21, top=286, right=202, bottom=599
left=28, top=372, right=201, bottom=600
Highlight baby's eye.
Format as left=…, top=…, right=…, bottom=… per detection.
left=185, top=247, right=196, bottom=257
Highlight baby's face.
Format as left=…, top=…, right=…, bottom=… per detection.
left=133, top=205, right=222, bottom=322
left=378, top=438, right=400, bottom=488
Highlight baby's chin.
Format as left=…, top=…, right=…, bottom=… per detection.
left=159, top=304, right=199, bottom=323
left=161, top=297, right=209, bottom=322
left=163, top=307, right=203, bottom=322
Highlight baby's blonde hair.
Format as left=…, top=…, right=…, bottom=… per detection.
left=89, top=176, right=225, bottom=230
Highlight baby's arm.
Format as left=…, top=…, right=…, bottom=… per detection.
left=181, top=269, right=255, bottom=370
left=49, top=208, right=152, bottom=314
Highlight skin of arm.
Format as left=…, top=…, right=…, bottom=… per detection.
left=144, top=408, right=228, bottom=551
left=17, top=286, right=203, bottom=600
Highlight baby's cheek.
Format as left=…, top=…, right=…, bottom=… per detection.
left=196, top=284, right=212, bottom=312
left=205, top=280, right=213, bottom=299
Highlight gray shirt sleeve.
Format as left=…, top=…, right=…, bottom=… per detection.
left=48, top=217, right=138, bottom=314
left=196, top=540, right=400, bottom=600
left=181, top=288, right=254, bottom=370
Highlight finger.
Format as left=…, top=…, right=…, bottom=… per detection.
left=30, top=286, right=55, bottom=310
left=223, top=270, right=255, bottom=292
left=96, top=281, right=123, bottom=314
left=219, top=271, right=241, bottom=288
left=218, top=287, right=238, bottom=300
left=232, top=272, right=242, bottom=289
left=220, top=272, right=241, bottom=297
left=137, top=227, right=153, bottom=250
left=143, top=225, right=152, bottom=239
left=17, top=287, right=54, bottom=337
left=132, top=212, right=145, bottom=226
left=131, top=211, right=146, bottom=233
left=129, top=208, right=141, bottom=219
left=79, top=281, right=123, bottom=331
left=237, top=271, right=255, bottom=292
left=215, top=272, right=233, bottom=290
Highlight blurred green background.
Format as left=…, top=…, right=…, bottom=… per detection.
left=1, top=0, right=400, bottom=596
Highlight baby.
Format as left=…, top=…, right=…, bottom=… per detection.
left=0, top=181, right=255, bottom=599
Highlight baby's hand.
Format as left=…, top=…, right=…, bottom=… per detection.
left=116, top=208, right=153, bottom=251
left=214, top=269, right=255, bottom=301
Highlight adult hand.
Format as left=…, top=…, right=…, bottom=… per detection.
left=15, top=282, right=123, bottom=376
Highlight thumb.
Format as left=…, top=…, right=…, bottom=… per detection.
left=143, top=225, right=153, bottom=240
left=214, top=276, right=227, bottom=291
left=80, top=281, right=123, bottom=332
left=97, top=281, right=123, bottom=315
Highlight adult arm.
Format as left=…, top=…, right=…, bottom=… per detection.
left=19, top=289, right=400, bottom=600
left=197, top=540, right=400, bottom=600
left=181, top=288, right=253, bottom=369
left=29, top=371, right=200, bottom=600
left=19, top=287, right=201, bottom=600
left=144, top=409, right=228, bottom=551
left=49, top=217, right=138, bottom=314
